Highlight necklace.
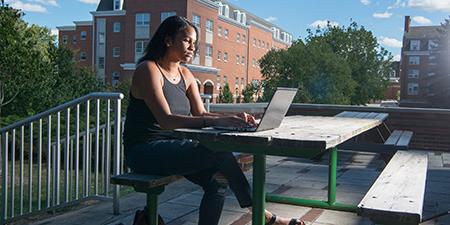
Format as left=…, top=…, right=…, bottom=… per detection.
left=157, top=62, right=180, bottom=82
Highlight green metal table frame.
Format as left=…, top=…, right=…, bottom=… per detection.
left=251, top=147, right=358, bottom=225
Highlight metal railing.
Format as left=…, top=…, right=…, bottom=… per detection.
left=0, top=92, right=123, bottom=224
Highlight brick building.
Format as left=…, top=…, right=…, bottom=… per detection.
left=399, top=16, right=449, bottom=108
left=57, top=0, right=292, bottom=101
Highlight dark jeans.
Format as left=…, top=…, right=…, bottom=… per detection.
left=125, top=139, right=252, bottom=225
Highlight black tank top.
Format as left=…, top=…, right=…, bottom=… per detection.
left=123, top=62, right=191, bottom=148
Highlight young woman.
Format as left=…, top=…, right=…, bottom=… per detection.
left=123, top=16, right=304, bottom=225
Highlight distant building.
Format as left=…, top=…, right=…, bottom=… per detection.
left=57, top=0, right=292, bottom=101
left=400, top=16, right=450, bottom=108
left=384, top=61, right=400, bottom=100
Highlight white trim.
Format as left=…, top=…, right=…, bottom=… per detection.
left=74, top=21, right=92, bottom=26
left=90, top=10, right=126, bottom=17
left=57, top=26, right=76, bottom=31
left=196, top=0, right=219, bottom=9
left=195, top=78, right=202, bottom=84
left=249, top=20, right=272, bottom=33
left=184, top=64, right=220, bottom=74
left=203, top=79, right=214, bottom=85
left=120, top=63, right=136, bottom=70
left=218, top=15, right=248, bottom=29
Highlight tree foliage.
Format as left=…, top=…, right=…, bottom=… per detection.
left=0, top=6, right=104, bottom=126
left=218, top=83, right=233, bottom=103
left=259, top=21, right=391, bottom=105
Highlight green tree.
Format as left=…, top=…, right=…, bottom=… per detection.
left=259, top=21, right=391, bottom=105
left=242, top=84, right=256, bottom=103
left=0, top=6, right=104, bottom=126
left=218, top=83, right=233, bottom=103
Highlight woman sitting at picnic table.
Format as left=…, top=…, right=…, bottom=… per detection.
left=123, top=16, right=305, bottom=225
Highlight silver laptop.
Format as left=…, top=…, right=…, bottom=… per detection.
left=212, top=87, right=297, bottom=132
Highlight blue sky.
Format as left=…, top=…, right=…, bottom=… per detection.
left=5, top=0, right=450, bottom=60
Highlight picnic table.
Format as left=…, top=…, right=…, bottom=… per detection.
left=175, top=113, right=387, bottom=225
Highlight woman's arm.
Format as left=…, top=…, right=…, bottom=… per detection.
left=131, top=62, right=249, bottom=129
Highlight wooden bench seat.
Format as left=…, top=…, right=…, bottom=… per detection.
left=358, top=150, right=428, bottom=225
left=111, top=173, right=182, bottom=225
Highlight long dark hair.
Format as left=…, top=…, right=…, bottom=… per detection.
left=138, top=16, right=199, bottom=64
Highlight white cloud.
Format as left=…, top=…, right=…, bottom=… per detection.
left=360, top=0, right=370, bottom=5
left=265, top=16, right=278, bottom=22
left=388, top=0, right=406, bottom=9
left=31, top=0, right=58, bottom=6
left=412, top=16, right=432, bottom=24
left=78, top=0, right=99, bottom=4
left=309, top=19, right=339, bottom=28
left=378, top=36, right=403, bottom=48
left=393, top=54, right=401, bottom=61
left=408, top=0, right=450, bottom=12
left=373, top=12, right=393, bottom=19
left=6, top=0, right=47, bottom=13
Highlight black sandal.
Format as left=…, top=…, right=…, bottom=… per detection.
left=288, top=218, right=305, bottom=225
left=266, top=214, right=277, bottom=225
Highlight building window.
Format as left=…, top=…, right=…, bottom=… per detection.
left=218, top=26, right=222, bottom=36
left=217, top=50, right=221, bottom=60
left=262, top=40, right=265, bottom=48
left=98, top=57, right=105, bottom=69
left=72, top=35, right=77, bottom=44
left=206, top=19, right=213, bottom=32
left=205, top=45, right=212, bottom=57
left=193, top=14, right=201, bottom=28
left=114, top=22, right=121, bottom=32
left=236, top=55, right=240, bottom=64
left=258, top=40, right=261, bottom=48
left=113, top=47, right=120, bottom=58
left=409, top=56, right=420, bottom=65
left=236, top=33, right=240, bottom=42
left=408, top=69, right=419, bottom=78
left=112, top=72, right=120, bottom=86
left=242, top=34, right=246, bottom=44
left=224, top=52, right=228, bottom=62
left=253, top=38, right=256, bottom=46
left=241, top=78, right=245, bottom=87
left=223, top=75, right=227, bottom=85
left=136, top=13, right=150, bottom=25
left=114, top=0, right=120, bottom=10
left=80, top=31, right=87, bottom=40
left=235, top=77, right=239, bottom=88
left=224, top=29, right=229, bottom=38
left=410, top=40, right=420, bottom=51
left=161, top=11, right=176, bottom=23
left=428, top=55, right=437, bottom=65
left=62, top=35, right=68, bottom=44
left=407, top=83, right=419, bottom=95
left=241, top=56, right=245, bottom=65
left=216, top=75, right=221, bottom=89
left=80, top=52, right=87, bottom=61
left=135, top=40, right=148, bottom=62
left=428, top=71, right=435, bottom=77
left=428, top=40, right=438, bottom=50
left=98, top=32, right=105, bottom=45
left=252, top=58, right=256, bottom=67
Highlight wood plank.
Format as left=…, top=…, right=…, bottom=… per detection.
left=358, top=150, right=428, bottom=225
left=111, top=173, right=181, bottom=189
left=384, top=130, right=403, bottom=146
left=396, top=131, right=413, bottom=147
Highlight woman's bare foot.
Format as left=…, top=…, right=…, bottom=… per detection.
left=265, top=210, right=305, bottom=225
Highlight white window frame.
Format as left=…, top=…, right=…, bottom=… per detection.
left=410, top=40, right=420, bottom=51
left=112, top=71, right=120, bottom=86
left=62, top=35, right=68, bottom=44
left=224, top=52, right=228, bottom=62
left=224, top=29, right=229, bottom=38
left=236, top=33, right=240, bottom=42
left=218, top=26, right=222, bottom=36
left=161, top=11, right=176, bottom=23
left=80, top=31, right=87, bottom=40
left=113, top=47, right=120, bottom=58
left=217, top=50, right=221, bottom=60
left=407, top=83, right=419, bottom=95
left=80, top=52, right=87, bottom=61
left=242, top=34, right=246, bottom=44
left=98, top=57, right=105, bottom=69
left=206, top=19, right=213, bottom=32
left=114, top=22, right=121, bottom=32
left=408, top=69, right=419, bottom=79
left=135, top=40, right=148, bottom=62
left=236, top=55, right=240, bottom=64
left=136, top=13, right=150, bottom=26
left=409, top=56, right=420, bottom=65
left=98, top=32, right=105, bottom=45
left=428, top=39, right=438, bottom=50
left=193, top=14, right=201, bottom=28
left=241, top=56, right=245, bottom=65
left=205, top=45, right=213, bottom=57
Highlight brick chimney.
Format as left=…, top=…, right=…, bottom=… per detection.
left=404, top=16, right=411, bottom=33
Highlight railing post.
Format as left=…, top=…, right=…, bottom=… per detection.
left=2, top=132, right=9, bottom=225
left=113, top=98, right=122, bottom=215
left=202, top=94, right=212, bottom=112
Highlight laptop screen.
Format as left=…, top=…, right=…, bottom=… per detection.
left=256, top=87, right=297, bottom=131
